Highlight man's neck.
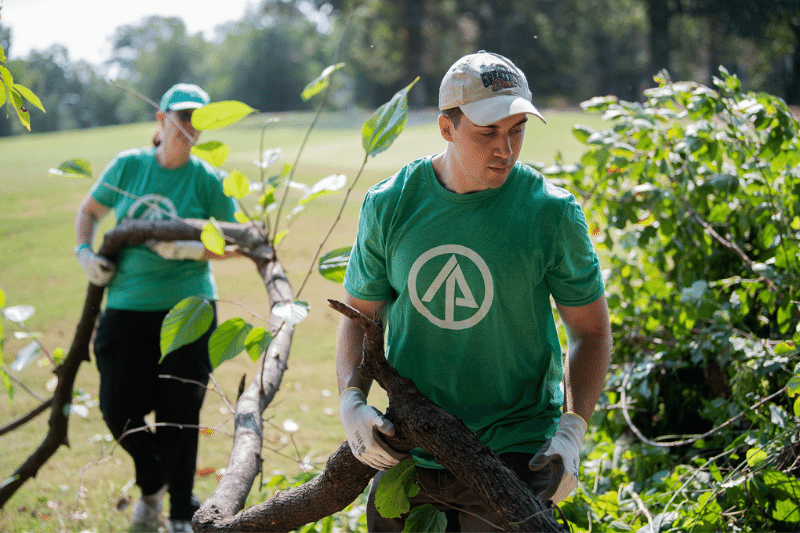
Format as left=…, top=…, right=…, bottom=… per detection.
left=156, top=145, right=190, bottom=169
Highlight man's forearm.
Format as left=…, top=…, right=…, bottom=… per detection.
left=564, top=333, right=612, bottom=423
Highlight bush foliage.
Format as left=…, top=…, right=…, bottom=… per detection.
left=541, top=68, right=800, bottom=532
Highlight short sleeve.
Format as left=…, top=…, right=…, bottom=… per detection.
left=90, top=153, right=129, bottom=209
left=546, top=200, right=605, bottom=307
left=343, top=192, right=393, bottom=301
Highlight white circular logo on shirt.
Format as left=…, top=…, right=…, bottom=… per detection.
left=126, top=194, right=177, bottom=220
left=408, top=244, right=494, bottom=330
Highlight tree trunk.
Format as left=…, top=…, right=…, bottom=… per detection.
left=647, top=0, right=671, bottom=77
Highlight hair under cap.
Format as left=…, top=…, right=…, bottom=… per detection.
left=439, top=51, right=546, bottom=126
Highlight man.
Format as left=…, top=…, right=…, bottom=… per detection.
left=337, top=51, right=612, bottom=532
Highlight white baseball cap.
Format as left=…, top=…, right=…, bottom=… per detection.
left=439, top=51, right=546, bottom=126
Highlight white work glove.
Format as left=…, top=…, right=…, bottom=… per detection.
left=528, top=412, right=588, bottom=505
left=146, top=239, right=206, bottom=260
left=75, top=246, right=116, bottom=286
left=339, top=387, right=405, bottom=470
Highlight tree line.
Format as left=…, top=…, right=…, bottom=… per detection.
left=1, top=0, right=798, bottom=137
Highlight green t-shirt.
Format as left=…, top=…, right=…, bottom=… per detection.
left=91, top=147, right=237, bottom=311
left=344, top=156, right=604, bottom=468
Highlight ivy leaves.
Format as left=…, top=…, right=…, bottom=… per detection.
left=375, top=458, right=446, bottom=533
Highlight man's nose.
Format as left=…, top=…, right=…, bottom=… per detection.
left=495, top=134, right=513, bottom=158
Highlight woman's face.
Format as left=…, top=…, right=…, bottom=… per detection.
left=158, top=109, right=199, bottom=150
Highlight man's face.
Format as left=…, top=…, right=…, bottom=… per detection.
left=441, top=112, right=527, bottom=194
left=159, top=109, right=199, bottom=148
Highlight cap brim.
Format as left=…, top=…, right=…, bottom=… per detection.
left=461, top=96, right=546, bottom=126
left=167, top=101, right=206, bottom=111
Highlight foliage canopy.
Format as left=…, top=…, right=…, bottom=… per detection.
left=541, top=68, right=800, bottom=532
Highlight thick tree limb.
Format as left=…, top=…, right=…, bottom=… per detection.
left=329, top=299, right=566, bottom=533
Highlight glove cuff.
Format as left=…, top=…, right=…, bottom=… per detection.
left=75, top=243, right=91, bottom=255
left=560, top=412, right=588, bottom=441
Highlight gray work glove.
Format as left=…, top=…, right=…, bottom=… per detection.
left=146, top=239, right=205, bottom=260
left=339, top=387, right=405, bottom=470
left=76, top=246, right=116, bottom=286
left=529, top=412, right=588, bottom=504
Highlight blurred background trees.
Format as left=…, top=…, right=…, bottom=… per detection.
left=0, top=0, right=798, bottom=136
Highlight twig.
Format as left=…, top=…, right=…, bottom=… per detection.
left=272, top=13, right=352, bottom=241
left=680, top=198, right=778, bottom=291
left=0, top=365, right=47, bottom=402
left=628, top=489, right=654, bottom=532
left=0, top=396, right=51, bottom=436
left=620, top=363, right=786, bottom=447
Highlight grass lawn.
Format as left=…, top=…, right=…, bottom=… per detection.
left=0, top=106, right=606, bottom=532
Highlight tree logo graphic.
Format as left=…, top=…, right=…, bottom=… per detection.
left=126, top=194, right=178, bottom=220
left=408, top=244, right=493, bottom=330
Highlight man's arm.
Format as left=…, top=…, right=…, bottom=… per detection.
left=336, top=293, right=407, bottom=470
left=336, top=293, right=386, bottom=395
left=528, top=293, right=612, bottom=503
left=555, top=293, right=613, bottom=423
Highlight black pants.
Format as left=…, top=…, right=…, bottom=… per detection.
left=94, top=305, right=215, bottom=521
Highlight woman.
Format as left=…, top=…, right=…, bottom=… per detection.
left=74, top=83, right=238, bottom=533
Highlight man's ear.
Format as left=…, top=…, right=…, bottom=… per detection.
left=438, top=114, right=454, bottom=142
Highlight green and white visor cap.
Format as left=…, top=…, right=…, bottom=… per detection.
left=438, top=50, right=546, bottom=126
left=160, top=83, right=210, bottom=111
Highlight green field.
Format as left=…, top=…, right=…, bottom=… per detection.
left=0, top=107, right=606, bottom=532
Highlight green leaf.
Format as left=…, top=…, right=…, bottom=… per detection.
left=0, top=368, right=12, bottom=403
left=13, top=84, right=45, bottom=113
left=746, top=447, right=768, bottom=468
left=376, top=458, right=419, bottom=518
left=192, top=100, right=257, bottom=131
left=0, top=65, right=13, bottom=108
left=10, top=89, right=30, bottom=131
left=201, top=219, right=226, bottom=256
left=223, top=170, right=251, bottom=199
left=159, top=296, right=214, bottom=362
left=192, top=141, right=230, bottom=167
left=572, top=124, right=597, bottom=144
left=0, top=288, right=5, bottom=307
left=274, top=229, right=288, bottom=245
left=244, top=326, right=273, bottom=363
left=788, top=374, right=800, bottom=397
left=208, top=317, right=252, bottom=369
left=298, top=174, right=346, bottom=206
left=48, top=159, right=92, bottom=179
left=403, top=504, right=447, bottom=533
left=301, top=63, right=345, bottom=101
left=273, top=300, right=309, bottom=327
left=318, top=246, right=351, bottom=284
left=362, top=77, right=419, bottom=157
